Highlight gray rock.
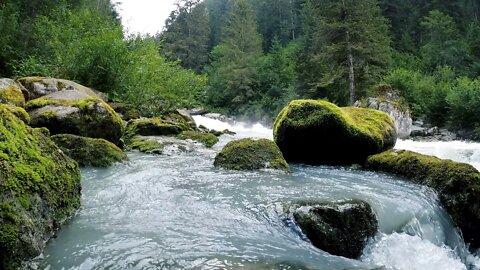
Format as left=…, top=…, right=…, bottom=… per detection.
left=17, top=77, right=99, bottom=101
left=0, top=78, right=26, bottom=107
left=355, top=97, right=412, bottom=139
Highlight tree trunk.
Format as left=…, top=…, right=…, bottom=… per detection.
left=347, top=31, right=355, bottom=105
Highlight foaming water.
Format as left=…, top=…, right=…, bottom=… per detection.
left=396, top=140, right=480, bottom=170
left=193, top=115, right=272, bottom=140
left=39, top=116, right=480, bottom=269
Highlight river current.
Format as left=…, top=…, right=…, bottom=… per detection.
left=38, top=116, right=480, bottom=270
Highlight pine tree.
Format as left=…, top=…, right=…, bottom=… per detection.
left=162, top=0, right=210, bottom=73
left=299, top=0, right=392, bottom=105
left=206, top=0, right=263, bottom=113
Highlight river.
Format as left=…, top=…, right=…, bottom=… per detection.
left=37, top=116, right=480, bottom=270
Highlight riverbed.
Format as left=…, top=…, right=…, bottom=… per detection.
left=37, top=116, right=480, bottom=270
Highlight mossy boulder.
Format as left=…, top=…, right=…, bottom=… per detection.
left=177, top=130, right=219, bottom=148
left=214, top=138, right=289, bottom=172
left=17, top=77, right=98, bottom=101
left=274, top=100, right=396, bottom=165
left=51, top=134, right=128, bottom=167
left=365, top=149, right=480, bottom=249
left=124, top=117, right=190, bottom=144
left=290, top=200, right=378, bottom=259
left=0, top=105, right=81, bottom=269
left=26, top=89, right=124, bottom=145
left=127, top=137, right=165, bottom=154
left=0, top=78, right=26, bottom=107
left=1, top=105, right=30, bottom=124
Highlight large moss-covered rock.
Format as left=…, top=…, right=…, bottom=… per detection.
left=290, top=200, right=378, bottom=259
left=0, top=105, right=81, bottom=269
left=214, top=138, right=289, bottom=172
left=274, top=100, right=396, bottom=165
left=17, top=77, right=98, bottom=101
left=365, top=149, right=480, bottom=249
left=26, top=89, right=124, bottom=145
left=0, top=78, right=26, bottom=107
left=124, top=117, right=190, bottom=144
left=51, top=134, right=128, bottom=167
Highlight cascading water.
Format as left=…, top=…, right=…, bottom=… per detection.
left=37, top=116, right=480, bottom=270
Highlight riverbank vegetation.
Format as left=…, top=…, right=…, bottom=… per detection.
left=1, top=0, right=479, bottom=136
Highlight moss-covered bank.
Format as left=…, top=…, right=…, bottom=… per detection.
left=51, top=134, right=128, bottom=167
left=365, top=149, right=480, bottom=249
left=0, top=105, right=81, bottom=269
left=274, top=100, right=396, bottom=165
left=214, top=138, right=289, bottom=172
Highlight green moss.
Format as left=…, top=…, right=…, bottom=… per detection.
left=214, top=138, right=289, bottom=172
left=51, top=134, right=128, bottom=167
left=124, top=117, right=190, bottom=145
left=0, top=105, right=30, bottom=124
left=365, top=149, right=480, bottom=249
left=0, top=85, right=25, bottom=107
left=127, top=137, right=164, bottom=154
left=0, top=105, right=81, bottom=268
left=26, top=95, right=124, bottom=144
left=273, top=99, right=396, bottom=165
left=177, top=131, right=219, bottom=148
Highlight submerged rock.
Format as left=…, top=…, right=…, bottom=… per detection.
left=365, top=149, right=480, bottom=249
left=214, top=138, right=289, bottom=172
left=290, top=200, right=378, bottom=259
left=0, top=78, right=26, bottom=107
left=274, top=100, right=396, bottom=165
left=17, top=77, right=98, bottom=101
left=26, top=89, right=124, bottom=145
left=51, top=134, right=128, bottom=167
left=355, top=85, right=412, bottom=139
left=0, top=105, right=81, bottom=269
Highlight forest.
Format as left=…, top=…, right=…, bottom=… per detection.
left=1, top=0, right=480, bottom=137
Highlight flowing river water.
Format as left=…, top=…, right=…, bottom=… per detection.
left=37, top=116, right=480, bottom=270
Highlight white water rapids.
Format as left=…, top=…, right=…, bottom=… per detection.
left=37, top=116, right=480, bottom=270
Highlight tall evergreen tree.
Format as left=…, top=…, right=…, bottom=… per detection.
left=206, top=0, right=263, bottom=113
left=162, top=0, right=210, bottom=73
left=298, top=0, right=392, bottom=104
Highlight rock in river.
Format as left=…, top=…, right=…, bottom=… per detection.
left=290, top=200, right=378, bottom=259
left=214, top=138, right=289, bottom=172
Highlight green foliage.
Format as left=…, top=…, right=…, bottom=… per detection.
left=446, top=77, right=480, bottom=131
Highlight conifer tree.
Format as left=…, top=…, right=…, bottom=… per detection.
left=206, top=0, right=263, bottom=113
left=298, top=0, right=392, bottom=105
